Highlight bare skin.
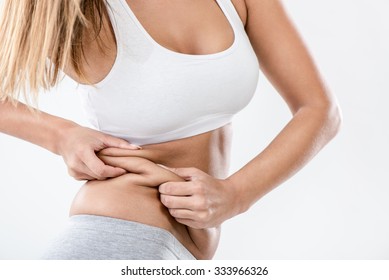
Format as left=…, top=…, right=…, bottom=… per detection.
left=69, top=126, right=232, bottom=259
left=0, top=0, right=341, bottom=259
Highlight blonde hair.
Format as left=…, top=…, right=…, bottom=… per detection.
left=0, top=0, right=109, bottom=105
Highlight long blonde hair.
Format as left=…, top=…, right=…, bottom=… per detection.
left=0, top=0, right=109, bottom=105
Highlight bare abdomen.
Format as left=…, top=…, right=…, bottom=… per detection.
left=69, top=155, right=214, bottom=259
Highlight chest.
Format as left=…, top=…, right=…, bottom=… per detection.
left=65, top=0, right=248, bottom=84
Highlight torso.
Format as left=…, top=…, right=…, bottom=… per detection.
left=69, top=124, right=232, bottom=259
left=64, top=0, right=248, bottom=259
left=64, top=0, right=247, bottom=84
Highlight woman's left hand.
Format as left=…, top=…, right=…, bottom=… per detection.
left=158, top=167, right=241, bottom=229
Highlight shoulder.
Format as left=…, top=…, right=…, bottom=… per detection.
left=230, top=0, right=248, bottom=27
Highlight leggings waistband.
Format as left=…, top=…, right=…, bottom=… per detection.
left=41, top=214, right=196, bottom=260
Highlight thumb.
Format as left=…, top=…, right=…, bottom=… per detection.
left=103, top=134, right=141, bottom=150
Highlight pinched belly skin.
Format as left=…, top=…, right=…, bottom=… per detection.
left=69, top=156, right=218, bottom=259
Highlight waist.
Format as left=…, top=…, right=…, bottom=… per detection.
left=94, top=122, right=233, bottom=177
left=69, top=157, right=214, bottom=259
left=69, top=171, right=185, bottom=234
left=68, top=125, right=232, bottom=259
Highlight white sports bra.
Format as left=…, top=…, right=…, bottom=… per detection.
left=76, top=0, right=260, bottom=146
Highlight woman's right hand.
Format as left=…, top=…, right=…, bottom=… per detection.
left=57, top=124, right=141, bottom=181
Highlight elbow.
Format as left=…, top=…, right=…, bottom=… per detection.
left=328, top=101, right=342, bottom=139
left=320, top=99, right=343, bottom=141
left=299, top=96, right=342, bottom=142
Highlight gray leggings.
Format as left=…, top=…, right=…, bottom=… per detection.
left=40, top=214, right=196, bottom=260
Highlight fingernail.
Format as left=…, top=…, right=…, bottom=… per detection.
left=129, top=144, right=142, bottom=150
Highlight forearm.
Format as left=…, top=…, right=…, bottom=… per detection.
left=228, top=103, right=341, bottom=214
left=0, top=99, right=77, bottom=154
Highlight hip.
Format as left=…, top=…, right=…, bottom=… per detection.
left=42, top=214, right=196, bottom=260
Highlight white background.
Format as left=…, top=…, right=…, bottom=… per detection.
left=1, top=0, right=388, bottom=259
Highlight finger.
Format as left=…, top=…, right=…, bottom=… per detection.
left=159, top=181, right=196, bottom=196
left=160, top=194, right=197, bottom=209
left=103, top=135, right=142, bottom=150
left=68, top=170, right=94, bottom=181
left=175, top=218, right=202, bottom=229
left=98, top=147, right=143, bottom=157
left=68, top=165, right=96, bottom=181
left=99, top=156, right=186, bottom=184
left=163, top=167, right=205, bottom=180
left=82, top=150, right=127, bottom=179
left=168, top=208, right=196, bottom=220
left=80, top=161, right=115, bottom=180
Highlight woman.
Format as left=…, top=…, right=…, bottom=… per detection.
left=0, top=0, right=341, bottom=259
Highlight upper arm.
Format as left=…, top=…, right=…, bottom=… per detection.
left=244, top=0, right=334, bottom=114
